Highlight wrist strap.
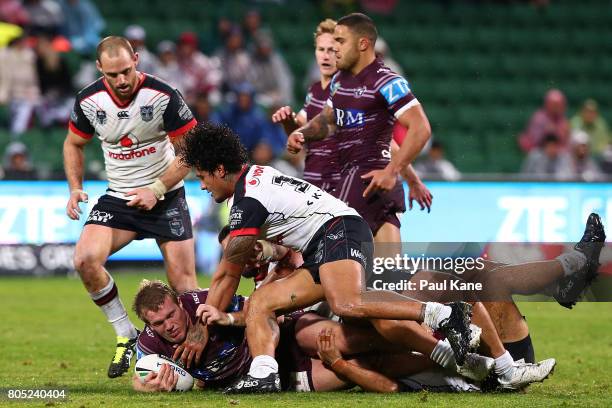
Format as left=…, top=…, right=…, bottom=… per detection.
left=226, top=313, right=235, bottom=326
left=147, top=179, right=167, bottom=200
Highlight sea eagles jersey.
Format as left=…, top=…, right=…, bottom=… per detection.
left=298, top=81, right=340, bottom=188
left=68, top=73, right=197, bottom=199
left=136, top=290, right=250, bottom=388
left=327, top=58, right=419, bottom=169
left=228, top=165, right=359, bottom=252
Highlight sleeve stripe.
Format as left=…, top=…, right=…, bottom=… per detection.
left=168, top=118, right=197, bottom=138
left=394, top=98, right=420, bottom=119
left=229, top=228, right=260, bottom=237
left=68, top=121, right=93, bottom=139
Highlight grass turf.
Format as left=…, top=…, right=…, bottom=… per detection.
left=0, top=269, right=611, bottom=407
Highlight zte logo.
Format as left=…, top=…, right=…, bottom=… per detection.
left=380, top=78, right=410, bottom=105
left=117, top=111, right=130, bottom=119
left=335, top=108, right=364, bottom=128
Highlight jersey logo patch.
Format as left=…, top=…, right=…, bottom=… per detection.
left=330, top=81, right=341, bottom=96
left=140, top=105, right=154, bottom=122
left=354, top=86, right=366, bottom=98
left=169, top=219, right=185, bottom=237
left=119, top=134, right=139, bottom=148
left=96, top=110, right=107, bottom=125
left=380, top=78, right=411, bottom=105
left=117, top=110, right=130, bottom=119
left=335, top=108, right=365, bottom=128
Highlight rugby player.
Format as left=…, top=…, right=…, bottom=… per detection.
left=63, top=36, right=198, bottom=378
left=179, top=122, right=473, bottom=393
left=287, top=13, right=431, bottom=244
left=274, top=18, right=432, bottom=214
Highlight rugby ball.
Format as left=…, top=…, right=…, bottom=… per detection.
left=134, top=354, right=194, bottom=391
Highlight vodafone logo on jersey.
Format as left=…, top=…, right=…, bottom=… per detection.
left=109, top=147, right=157, bottom=160
left=119, top=134, right=139, bottom=148
left=248, top=165, right=265, bottom=187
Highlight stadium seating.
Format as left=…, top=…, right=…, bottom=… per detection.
left=3, top=0, right=607, bottom=175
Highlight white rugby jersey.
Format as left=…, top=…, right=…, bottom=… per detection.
left=69, top=73, right=197, bottom=199
left=228, top=165, right=359, bottom=252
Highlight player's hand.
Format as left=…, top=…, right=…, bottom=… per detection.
left=271, top=106, right=296, bottom=125
left=361, top=167, right=398, bottom=198
left=246, top=240, right=265, bottom=268
left=287, top=131, right=305, bottom=154
left=133, top=364, right=178, bottom=392
left=172, top=322, right=208, bottom=368
left=408, top=180, right=433, bottom=213
left=66, top=190, right=88, bottom=220
left=196, top=304, right=228, bottom=326
left=125, top=187, right=158, bottom=210
left=316, top=328, right=342, bottom=367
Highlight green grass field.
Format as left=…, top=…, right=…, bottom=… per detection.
left=1, top=269, right=611, bottom=407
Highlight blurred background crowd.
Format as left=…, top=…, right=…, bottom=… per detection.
left=0, top=0, right=610, bottom=183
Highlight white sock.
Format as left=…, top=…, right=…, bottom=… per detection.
left=430, top=339, right=456, bottom=369
left=90, top=276, right=137, bottom=339
left=556, top=251, right=587, bottom=276
left=494, top=350, right=514, bottom=380
left=248, top=355, right=278, bottom=379
left=423, top=302, right=452, bottom=329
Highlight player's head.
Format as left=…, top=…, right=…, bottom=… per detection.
left=133, top=280, right=188, bottom=344
left=314, top=19, right=337, bottom=78
left=334, top=13, right=377, bottom=71
left=96, top=36, right=140, bottom=100
left=179, top=122, right=248, bottom=203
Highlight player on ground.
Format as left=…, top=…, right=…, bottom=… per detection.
left=178, top=122, right=472, bottom=393
left=63, top=36, right=198, bottom=378
left=287, top=13, right=431, bottom=244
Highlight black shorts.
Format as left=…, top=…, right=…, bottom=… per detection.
left=301, top=215, right=374, bottom=284
left=84, top=187, right=193, bottom=241
left=333, top=165, right=405, bottom=235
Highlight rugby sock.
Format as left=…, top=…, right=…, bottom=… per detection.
left=556, top=251, right=587, bottom=277
left=423, top=302, right=452, bottom=329
left=493, top=350, right=514, bottom=379
left=91, top=276, right=138, bottom=339
left=248, top=355, right=279, bottom=379
left=430, top=339, right=455, bottom=369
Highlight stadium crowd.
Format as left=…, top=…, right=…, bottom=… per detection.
left=1, top=1, right=611, bottom=181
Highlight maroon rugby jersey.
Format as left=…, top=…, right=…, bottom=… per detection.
left=300, top=81, right=340, bottom=192
left=136, top=291, right=250, bottom=389
left=327, top=58, right=419, bottom=169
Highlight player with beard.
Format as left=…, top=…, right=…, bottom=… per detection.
left=63, top=36, right=198, bottom=378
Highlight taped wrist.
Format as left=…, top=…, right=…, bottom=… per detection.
left=257, top=240, right=275, bottom=263
left=147, top=179, right=167, bottom=200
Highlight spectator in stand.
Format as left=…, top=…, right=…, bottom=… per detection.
left=568, top=130, right=604, bottom=182
left=242, top=9, right=263, bottom=48
left=58, top=0, right=104, bottom=54
left=0, top=0, right=30, bottom=26
left=34, top=33, right=73, bottom=127
left=519, top=89, right=570, bottom=152
left=214, top=26, right=251, bottom=95
left=570, top=99, right=610, bottom=157
left=23, top=0, right=63, bottom=35
left=521, top=133, right=572, bottom=180
left=215, top=82, right=279, bottom=156
left=248, top=31, right=293, bottom=108
left=2, top=142, right=37, bottom=180
left=0, top=35, right=41, bottom=137
left=124, top=25, right=159, bottom=75
left=154, top=40, right=184, bottom=95
left=191, top=92, right=219, bottom=124
left=176, top=31, right=222, bottom=105
left=414, top=141, right=461, bottom=181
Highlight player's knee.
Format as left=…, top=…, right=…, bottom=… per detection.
left=328, top=300, right=367, bottom=319
left=246, top=289, right=275, bottom=315
left=73, top=250, right=102, bottom=274
left=370, top=318, right=403, bottom=336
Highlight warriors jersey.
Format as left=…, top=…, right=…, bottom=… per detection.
left=228, top=165, right=359, bottom=252
left=298, top=81, right=340, bottom=189
left=69, top=73, right=197, bottom=199
left=327, top=58, right=419, bottom=169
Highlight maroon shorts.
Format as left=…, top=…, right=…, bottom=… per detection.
left=276, top=311, right=315, bottom=392
left=333, top=166, right=406, bottom=235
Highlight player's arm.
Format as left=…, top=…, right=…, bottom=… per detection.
left=271, top=105, right=307, bottom=136
left=196, top=303, right=247, bottom=327
left=391, top=140, right=433, bottom=212
left=317, top=329, right=398, bottom=393
left=126, top=89, right=197, bottom=210
left=391, top=105, right=431, bottom=176
left=64, top=99, right=95, bottom=220
left=287, top=104, right=336, bottom=153
left=132, top=363, right=179, bottom=393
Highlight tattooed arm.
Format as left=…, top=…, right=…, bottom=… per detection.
left=287, top=104, right=336, bottom=153
left=205, top=235, right=259, bottom=313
